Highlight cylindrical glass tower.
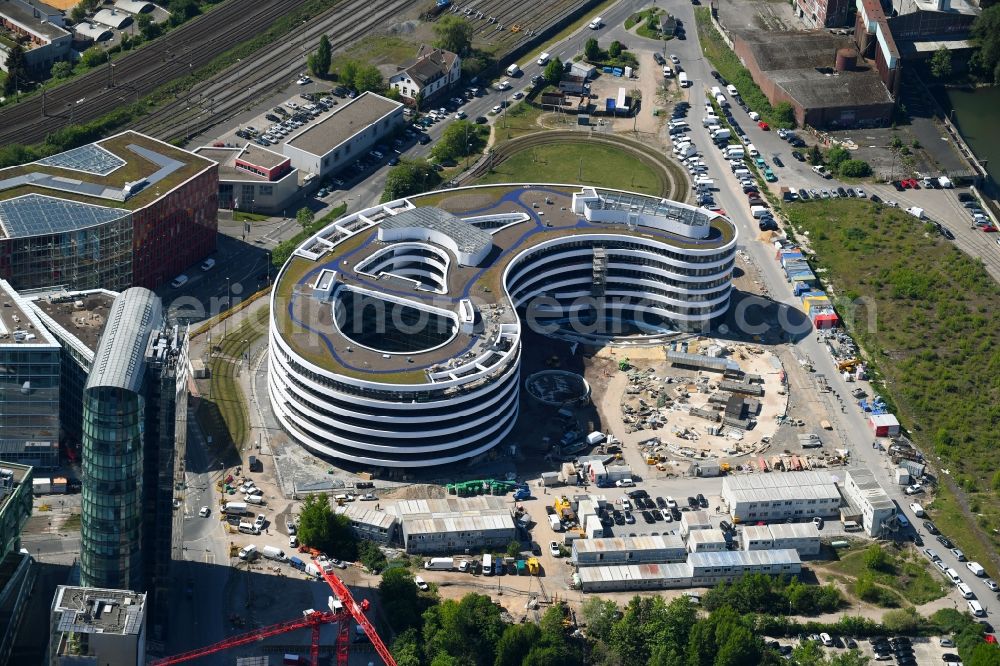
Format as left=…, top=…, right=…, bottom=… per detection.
left=80, top=385, right=145, bottom=590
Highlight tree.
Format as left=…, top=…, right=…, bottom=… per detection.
left=382, top=159, right=441, bottom=200
left=862, top=544, right=890, bottom=572
left=584, top=37, right=601, bottom=62
left=433, top=15, right=474, bottom=56
left=930, top=46, right=953, bottom=79
left=310, top=35, right=332, bottom=78
left=774, top=101, right=796, bottom=127
left=379, top=567, right=422, bottom=630
left=580, top=597, right=618, bottom=642
left=80, top=46, right=108, bottom=69
left=966, top=642, right=1000, bottom=666
left=495, top=623, right=542, bottom=666
left=826, top=146, right=851, bottom=171
left=338, top=59, right=359, bottom=87
left=137, top=13, right=161, bottom=40
left=882, top=607, right=922, bottom=633
left=168, top=0, right=200, bottom=23
left=543, top=56, right=563, bottom=85
left=3, top=43, right=28, bottom=97
left=608, top=40, right=623, bottom=59
left=296, top=206, right=314, bottom=229
left=432, top=120, right=486, bottom=163
left=391, top=628, right=423, bottom=666
left=422, top=593, right=505, bottom=665
left=70, top=4, right=86, bottom=22
left=505, top=540, right=521, bottom=558
left=970, top=5, right=1000, bottom=84
left=51, top=61, right=74, bottom=79
left=357, top=539, right=387, bottom=572
left=352, top=65, right=385, bottom=93
left=839, top=159, right=872, bottom=177
left=297, top=493, right=334, bottom=552
left=808, top=144, right=823, bottom=165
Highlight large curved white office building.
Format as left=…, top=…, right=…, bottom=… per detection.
left=268, top=184, right=737, bottom=468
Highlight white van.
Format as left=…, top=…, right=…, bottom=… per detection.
left=968, top=561, right=987, bottom=577
left=946, top=567, right=962, bottom=585
left=678, top=72, right=689, bottom=87
left=957, top=582, right=975, bottom=599
left=750, top=206, right=770, bottom=219
left=702, top=115, right=719, bottom=127
left=969, top=599, right=985, bottom=616
left=694, top=177, right=714, bottom=189
left=909, top=502, right=925, bottom=517
left=747, top=143, right=759, bottom=157
left=843, top=520, right=862, bottom=532
left=170, top=274, right=189, bottom=289
left=733, top=169, right=751, bottom=179
left=483, top=553, right=494, bottom=576
left=238, top=521, right=259, bottom=535
left=727, top=84, right=739, bottom=97
left=262, top=545, right=286, bottom=561
left=537, top=52, right=550, bottom=66
left=245, top=494, right=266, bottom=505
left=506, top=63, right=521, bottom=76
left=238, top=544, right=257, bottom=560
left=588, top=16, right=603, bottom=29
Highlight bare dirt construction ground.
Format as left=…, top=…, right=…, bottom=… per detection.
left=587, top=57, right=664, bottom=136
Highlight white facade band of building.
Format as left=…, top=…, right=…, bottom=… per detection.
left=268, top=185, right=737, bottom=468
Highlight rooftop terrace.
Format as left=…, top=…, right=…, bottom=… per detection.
left=0, top=131, right=215, bottom=223
left=272, top=184, right=735, bottom=385
left=28, top=289, right=117, bottom=354
left=0, top=279, right=59, bottom=346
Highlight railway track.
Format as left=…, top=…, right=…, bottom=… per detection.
left=133, top=0, right=413, bottom=142
left=447, top=0, right=598, bottom=55
left=461, top=129, right=691, bottom=202
left=0, top=0, right=318, bottom=146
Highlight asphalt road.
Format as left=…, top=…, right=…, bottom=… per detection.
left=659, top=1, right=995, bottom=622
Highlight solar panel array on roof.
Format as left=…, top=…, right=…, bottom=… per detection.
left=0, top=194, right=129, bottom=239
left=37, top=144, right=126, bottom=176
left=381, top=207, right=492, bottom=257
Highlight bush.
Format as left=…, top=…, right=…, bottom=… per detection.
left=839, top=159, right=872, bottom=177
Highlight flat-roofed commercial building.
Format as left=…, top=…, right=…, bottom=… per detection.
left=686, top=529, right=729, bottom=553
left=390, top=496, right=516, bottom=554
left=0, top=463, right=35, bottom=665
left=689, top=549, right=802, bottom=586
left=268, top=185, right=737, bottom=468
left=193, top=143, right=299, bottom=216
left=842, top=468, right=896, bottom=537
left=740, top=522, right=821, bottom=557
left=572, top=534, right=686, bottom=566
left=0, top=280, right=60, bottom=469
left=723, top=471, right=841, bottom=523
left=334, top=503, right=397, bottom=544
left=282, top=92, right=404, bottom=179
left=0, top=0, right=72, bottom=75
left=578, top=562, right=693, bottom=592
left=0, top=132, right=217, bottom=291
left=47, top=586, right=146, bottom=666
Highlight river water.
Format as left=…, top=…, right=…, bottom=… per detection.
left=944, top=86, right=1000, bottom=186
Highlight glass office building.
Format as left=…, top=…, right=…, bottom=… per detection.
left=0, top=280, right=61, bottom=470
left=79, top=288, right=162, bottom=592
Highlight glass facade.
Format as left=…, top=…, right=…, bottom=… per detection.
left=0, top=346, right=60, bottom=467
left=79, top=386, right=144, bottom=591
left=0, top=217, right=133, bottom=292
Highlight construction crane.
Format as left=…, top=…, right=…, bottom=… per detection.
left=149, top=558, right=397, bottom=666
left=312, top=557, right=398, bottom=666
left=148, top=607, right=348, bottom=666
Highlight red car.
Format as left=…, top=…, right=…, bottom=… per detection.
left=758, top=121, right=770, bottom=130
left=984, top=225, right=998, bottom=232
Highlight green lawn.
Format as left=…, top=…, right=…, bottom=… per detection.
left=330, top=35, right=418, bottom=74
left=784, top=199, right=1000, bottom=573
left=826, top=547, right=945, bottom=606
left=493, top=101, right=547, bottom=140
left=233, top=210, right=270, bottom=222
left=475, top=142, right=661, bottom=193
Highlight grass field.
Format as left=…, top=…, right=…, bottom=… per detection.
left=493, top=102, right=547, bottom=140
left=784, top=199, right=1000, bottom=575
left=826, top=546, right=945, bottom=606
left=202, top=306, right=269, bottom=454
left=475, top=141, right=661, bottom=192
left=330, top=35, right=418, bottom=74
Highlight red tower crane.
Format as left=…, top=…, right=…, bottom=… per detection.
left=149, top=558, right=398, bottom=666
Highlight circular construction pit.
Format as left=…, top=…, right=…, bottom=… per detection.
left=525, top=370, right=591, bottom=407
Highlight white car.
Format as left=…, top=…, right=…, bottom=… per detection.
left=905, top=483, right=923, bottom=495
left=491, top=105, right=503, bottom=114
left=360, top=493, right=377, bottom=501
left=666, top=497, right=678, bottom=510
left=909, top=502, right=925, bottom=517
left=669, top=54, right=679, bottom=64
left=512, top=91, right=524, bottom=100
left=549, top=541, right=561, bottom=557
left=199, top=506, right=210, bottom=517
left=985, top=579, right=999, bottom=592
left=289, top=535, right=298, bottom=548
left=820, top=633, right=833, bottom=647
left=296, top=75, right=311, bottom=85
left=254, top=513, right=266, bottom=530
left=455, top=111, right=466, bottom=120
left=200, top=258, right=215, bottom=271
left=495, top=79, right=511, bottom=91
left=415, top=575, right=429, bottom=591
